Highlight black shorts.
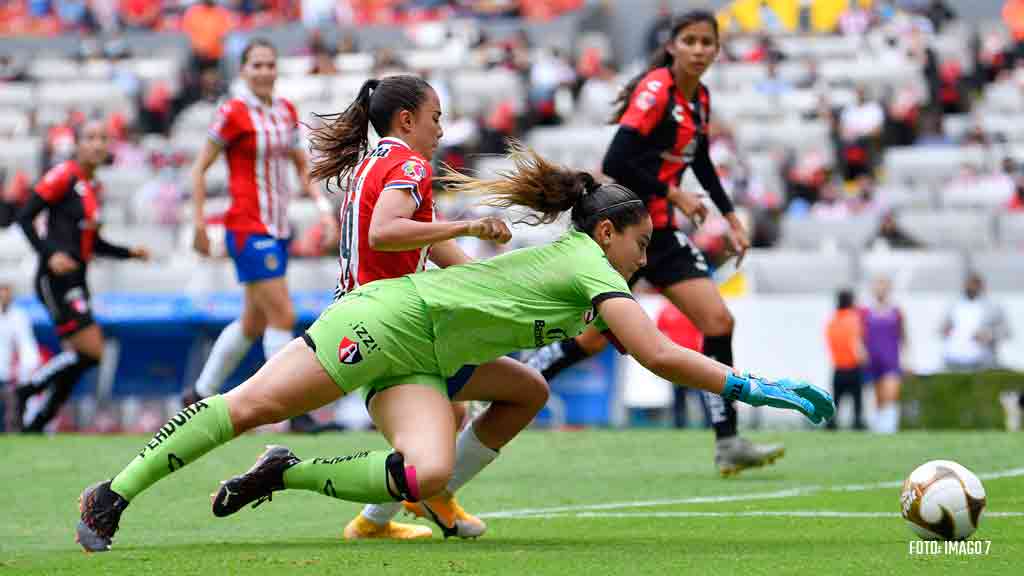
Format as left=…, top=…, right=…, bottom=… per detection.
left=35, top=268, right=94, bottom=338
left=631, top=228, right=710, bottom=289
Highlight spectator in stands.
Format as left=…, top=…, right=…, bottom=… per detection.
left=1, top=278, right=42, bottom=432
left=941, top=273, right=1012, bottom=371
left=54, top=0, right=98, bottom=32
left=883, top=84, right=922, bottom=148
left=182, top=0, right=235, bottom=67
left=826, top=289, right=866, bottom=430
left=924, top=0, right=955, bottom=32
left=863, top=276, right=905, bottom=434
left=527, top=46, right=575, bottom=126
left=119, top=0, right=162, bottom=30
left=308, top=34, right=338, bottom=76
left=646, top=0, right=674, bottom=55
left=870, top=209, right=923, bottom=249
left=1004, top=0, right=1024, bottom=63
left=839, top=86, right=884, bottom=180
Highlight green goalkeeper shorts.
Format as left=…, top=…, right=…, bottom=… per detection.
left=304, top=277, right=448, bottom=399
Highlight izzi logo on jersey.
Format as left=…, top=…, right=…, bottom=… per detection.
left=350, top=321, right=380, bottom=354
left=533, top=320, right=569, bottom=348
left=338, top=337, right=363, bottom=365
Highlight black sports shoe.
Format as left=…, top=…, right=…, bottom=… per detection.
left=211, top=445, right=300, bottom=517
left=8, top=384, right=35, bottom=433
left=180, top=387, right=201, bottom=410
left=76, top=480, right=129, bottom=552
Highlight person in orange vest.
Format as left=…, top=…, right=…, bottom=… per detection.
left=825, top=289, right=867, bottom=430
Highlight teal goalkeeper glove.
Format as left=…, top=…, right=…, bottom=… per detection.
left=722, top=373, right=835, bottom=425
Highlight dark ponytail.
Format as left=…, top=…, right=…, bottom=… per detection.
left=436, top=141, right=647, bottom=235
left=610, top=10, right=719, bottom=123
left=309, top=75, right=432, bottom=192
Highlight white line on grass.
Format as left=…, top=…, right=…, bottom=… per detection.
left=495, top=511, right=1024, bottom=520
left=479, top=467, right=1024, bottom=520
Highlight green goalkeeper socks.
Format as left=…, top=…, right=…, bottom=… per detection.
left=110, top=395, right=235, bottom=501
left=283, top=450, right=407, bottom=503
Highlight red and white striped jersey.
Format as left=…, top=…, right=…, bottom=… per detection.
left=336, top=136, right=434, bottom=295
left=208, top=85, right=301, bottom=238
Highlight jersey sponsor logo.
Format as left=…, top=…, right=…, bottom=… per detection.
left=350, top=321, right=380, bottom=354
left=401, top=159, right=426, bottom=182
left=74, top=181, right=88, bottom=197
left=671, top=104, right=685, bottom=123
left=533, top=320, right=570, bottom=348
left=646, top=80, right=663, bottom=92
left=635, top=90, right=657, bottom=112
left=369, top=145, right=392, bottom=159
left=65, top=287, right=89, bottom=314
left=253, top=238, right=277, bottom=250
left=338, top=337, right=363, bottom=365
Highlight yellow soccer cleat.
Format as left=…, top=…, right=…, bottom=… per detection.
left=342, top=514, right=433, bottom=540
left=403, top=493, right=486, bottom=539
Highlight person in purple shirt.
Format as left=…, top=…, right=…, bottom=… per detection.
left=862, top=276, right=905, bottom=434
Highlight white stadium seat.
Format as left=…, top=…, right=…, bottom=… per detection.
left=895, top=210, right=995, bottom=250
left=969, top=251, right=1024, bottom=292
left=860, top=250, right=966, bottom=292
left=745, top=249, right=855, bottom=293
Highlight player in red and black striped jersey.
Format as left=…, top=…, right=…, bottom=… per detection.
left=11, top=119, right=150, bottom=432
left=527, top=11, right=785, bottom=476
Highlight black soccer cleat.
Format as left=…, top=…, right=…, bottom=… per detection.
left=76, top=480, right=129, bottom=552
left=180, top=387, right=201, bottom=410
left=211, top=445, right=300, bottom=517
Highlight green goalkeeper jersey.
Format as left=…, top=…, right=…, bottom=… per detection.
left=410, top=229, right=632, bottom=377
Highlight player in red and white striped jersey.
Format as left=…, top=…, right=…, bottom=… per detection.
left=306, top=75, right=547, bottom=540
left=184, top=39, right=336, bottom=416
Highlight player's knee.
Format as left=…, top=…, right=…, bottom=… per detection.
left=404, top=458, right=452, bottom=500
left=523, top=369, right=550, bottom=412
left=702, top=308, right=734, bottom=337
left=225, top=389, right=288, bottom=434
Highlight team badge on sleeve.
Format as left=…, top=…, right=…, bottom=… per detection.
left=401, top=160, right=427, bottom=182
left=338, top=337, right=363, bottom=365
left=635, top=91, right=657, bottom=112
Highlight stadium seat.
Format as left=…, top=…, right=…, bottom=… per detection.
left=734, top=119, right=830, bottom=154
left=968, top=251, right=1024, bottom=292
left=96, top=167, right=151, bottom=201
left=0, top=137, right=43, bottom=180
left=527, top=125, right=616, bottom=171
left=286, top=258, right=339, bottom=293
left=860, top=250, right=966, bottom=292
left=0, top=109, right=31, bottom=137
left=779, top=213, right=880, bottom=251
left=997, top=212, right=1024, bottom=249
left=277, top=56, right=313, bottom=77
left=334, top=53, right=374, bottom=74
left=28, top=58, right=79, bottom=81
left=0, top=83, right=35, bottom=110
left=100, top=224, right=177, bottom=260
left=882, top=146, right=989, bottom=189
left=895, top=210, right=995, bottom=250
left=981, top=82, right=1023, bottom=114
left=0, top=227, right=31, bottom=263
left=745, top=249, right=855, bottom=293
left=450, top=69, right=524, bottom=117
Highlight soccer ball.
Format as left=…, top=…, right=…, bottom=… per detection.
left=900, top=460, right=987, bottom=541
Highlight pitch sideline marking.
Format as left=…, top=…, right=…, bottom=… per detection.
left=479, top=466, right=1024, bottom=520
left=501, top=511, right=1024, bottom=519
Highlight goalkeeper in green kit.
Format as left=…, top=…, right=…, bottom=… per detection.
left=76, top=145, right=835, bottom=552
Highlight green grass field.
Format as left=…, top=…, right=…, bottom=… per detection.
left=1, top=430, right=1021, bottom=575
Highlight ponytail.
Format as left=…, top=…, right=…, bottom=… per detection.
left=610, top=9, right=719, bottom=124
left=309, top=74, right=433, bottom=192
left=308, top=79, right=378, bottom=192
left=437, top=141, right=647, bottom=235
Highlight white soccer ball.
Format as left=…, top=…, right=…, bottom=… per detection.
left=900, top=460, right=987, bottom=541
